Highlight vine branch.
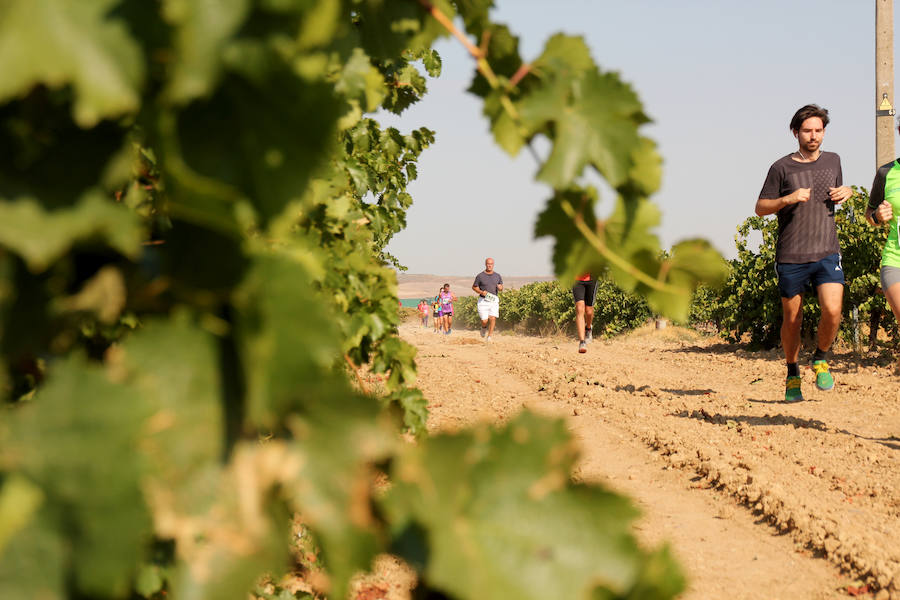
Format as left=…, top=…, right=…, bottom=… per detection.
left=559, top=198, right=685, bottom=296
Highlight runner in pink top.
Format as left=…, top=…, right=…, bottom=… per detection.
left=438, top=284, right=457, bottom=335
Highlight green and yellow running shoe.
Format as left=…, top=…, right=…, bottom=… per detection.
left=784, top=375, right=803, bottom=402
left=812, top=359, right=834, bottom=391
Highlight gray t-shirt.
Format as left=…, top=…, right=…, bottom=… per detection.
left=473, top=271, right=503, bottom=295
left=758, top=151, right=843, bottom=264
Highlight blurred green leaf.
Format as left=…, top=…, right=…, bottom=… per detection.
left=0, top=507, right=66, bottom=600
left=288, top=395, right=396, bottom=600
left=162, top=0, right=250, bottom=104
left=6, top=355, right=152, bottom=597
left=233, top=253, right=344, bottom=429
left=0, top=192, right=142, bottom=272
left=0, top=0, right=144, bottom=127
left=118, top=313, right=224, bottom=515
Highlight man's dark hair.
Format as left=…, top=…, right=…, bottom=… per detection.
left=790, top=104, right=830, bottom=131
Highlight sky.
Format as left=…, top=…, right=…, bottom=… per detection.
left=381, top=1, right=895, bottom=277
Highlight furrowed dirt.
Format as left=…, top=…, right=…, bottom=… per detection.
left=403, top=321, right=900, bottom=600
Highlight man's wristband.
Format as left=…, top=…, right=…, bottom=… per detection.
left=872, top=210, right=882, bottom=224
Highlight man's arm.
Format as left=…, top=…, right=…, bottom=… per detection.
left=866, top=165, right=891, bottom=226
left=472, top=276, right=485, bottom=297
left=755, top=188, right=810, bottom=216
left=496, top=275, right=503, bottom=292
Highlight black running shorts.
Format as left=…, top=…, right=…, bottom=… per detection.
left=572, top=280, right=598, bottom=306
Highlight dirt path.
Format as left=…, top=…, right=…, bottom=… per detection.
left=402, top=321, right=900, bottom=599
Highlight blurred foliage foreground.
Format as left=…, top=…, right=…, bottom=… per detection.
left=0, top=1, right=722, bottom=598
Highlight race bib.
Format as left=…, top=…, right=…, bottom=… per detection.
left=482, top=292, right=498, bottom=303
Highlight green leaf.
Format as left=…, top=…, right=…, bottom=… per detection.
left=0, top=506, right=66, bottom=600
left=518, top=35, right=648, bottom=189
left=287, top=395, right=396, bottom=600
left=534, top=187, right=600, bottom=283
left=162, top=0, right=251, bottom=104
left=0, top=191, right=142, bottom=272
left=0, top=0, right=144, bottom=127
left=117, top=313, right=225, bottom=516
left=169, top=67, right=339, bottom=224
left=602, top=196, right=663, bottom=291
left=645, top=240, right=728, bottom=322
left=0, top=474, right=43, bottom=552
left=168, top=442, right=294, bottom=600
left=468, top=24, right=523, bottom=97
left=233, top=253, right=345, bottom=429
left=5, top=354, right=152, bottom=597
left=382, top=411, right=683, bottom=599
left=356, top=0, right=454, bottom=60
left=336, top=48, right=388, bottom=112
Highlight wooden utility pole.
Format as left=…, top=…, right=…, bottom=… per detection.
left=876, top=0, right=895, bottom=167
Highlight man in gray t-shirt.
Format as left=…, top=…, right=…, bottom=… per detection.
left=755, top=104, right=853, bottom=402
left=472, top=257, right=503, bottom=341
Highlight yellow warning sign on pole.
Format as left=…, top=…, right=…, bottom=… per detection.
left=877, top=93, right=895, bottom=116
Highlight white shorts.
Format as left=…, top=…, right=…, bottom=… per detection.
left=477, top=296, right=500, bottom=320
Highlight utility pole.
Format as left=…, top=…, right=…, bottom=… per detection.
left=876, top=0, right=895, bottom=167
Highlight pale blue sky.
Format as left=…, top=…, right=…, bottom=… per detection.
left=383, top=1, right=893, bottom=276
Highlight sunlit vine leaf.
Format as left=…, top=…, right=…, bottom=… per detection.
left=382, top=411, right=684, bottom=599
left=0, top=0, right=144, bottom=127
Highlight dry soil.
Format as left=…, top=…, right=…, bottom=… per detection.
left=397, top=320, right=900, bottom=600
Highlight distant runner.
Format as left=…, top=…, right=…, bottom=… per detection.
left=472, top=257, right=503, bottom=342
left=417, top=298, right=429, bottom=328
left=431, top=293, right=442, bottom=333
left=865, top=118, right=900, bottom=339
left=755, top=104, right=853, bottom=402
left=438, top=284, right=457, bottom=335
left=573, top=273, right=598, bottom=353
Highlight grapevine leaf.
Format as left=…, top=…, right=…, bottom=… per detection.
left=602, top=196, right=663, bottom=291
left=356, top=0, right=454, bottom=60
left=534, top=187, right=601, bottom=283
left=116, top=313, right=224, bottom=516
left=421, top=48, right=443, bottom=77
left=625, top=136, right=663, bottom=197
left=0, top=101, right=127, bottom=210
left=4, top=355, right=152, bottom=597
left=454, top=0, right=494, bottom=35
left=0, top=507, right=66, bottom=600
left=336, top=48, right=388, bottom=112
left=644, top=240, right=728, bottom=322
left=171, top=68, right=339, bottom=224
left=0, top=192, right=142, bottom=272
left=162, top=0, right=251, bottom=104
left=382, top=411, right=683, bottom=599
left=468, top=24, right=523, bottom=97
left=233, top=253, right=345, bottom=429
left=518, top=36, right=648, bottom=189
left=288, top=395, right=397, bottom=600
left=0, top=474, right=43, bottom=552
left=0, top=0, right=144, bottom=127
left=168, top=442, right=294, bottom=600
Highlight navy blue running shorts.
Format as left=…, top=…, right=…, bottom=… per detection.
left=775, top=253, right=845, bottom=298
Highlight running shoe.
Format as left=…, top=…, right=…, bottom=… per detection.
left=578, top=340, right=587, bottom=354
left=480, top=327, right=486, bottom=338
left=812, top=360, right=834, bottom=391
left=486, top=336, right=492, bottom=342
left=784, top=375, right=803, bottom=402
left=585, top=328, right=593, bottom=343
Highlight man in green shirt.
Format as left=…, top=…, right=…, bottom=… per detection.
left=865, top=120, right=900, bottom=338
